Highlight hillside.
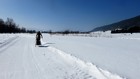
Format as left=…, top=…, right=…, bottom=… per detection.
left=92, top=15, right=140, bottom=32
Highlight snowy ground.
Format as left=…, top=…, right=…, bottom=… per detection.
left=0, top=32, right=139, bottom=79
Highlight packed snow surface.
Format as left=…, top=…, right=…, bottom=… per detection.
left=0, top=32, right=139, bottom=79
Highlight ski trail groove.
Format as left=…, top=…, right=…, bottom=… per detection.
left=0, top=36, right=19, bottom=53
left=0, top=36, right=19, bottom=48
left=22, top=37, right=46, bottom=79
left=48, top=46, right=125, bottom=79
left=31, top=45, right=49, bottom=79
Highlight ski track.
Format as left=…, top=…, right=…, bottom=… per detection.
left=0, top=36, right=19, bottom=48
left=0, top=35, right=126, bottom=79
left=0, top=36, right=19, bottom=53
left=47, top=46, right=125, bottom=79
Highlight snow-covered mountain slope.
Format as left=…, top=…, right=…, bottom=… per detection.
left=0, top=33, right=139, bottom=79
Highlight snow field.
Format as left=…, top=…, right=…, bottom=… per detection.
left=0, top=33, right=140, bottom=79
left=43, top=32, right=140, bottom=79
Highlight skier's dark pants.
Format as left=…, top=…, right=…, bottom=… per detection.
left=36, top=38, right=41, bottom=45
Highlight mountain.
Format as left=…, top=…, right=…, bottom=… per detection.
left=91, top=15, right=140, bottom=32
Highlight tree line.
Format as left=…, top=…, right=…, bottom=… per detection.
left=42, top=30, right=89, bottom=35
left=0, top=18, right=89, bottom=34
left=0, top=18, right=36, bottom=33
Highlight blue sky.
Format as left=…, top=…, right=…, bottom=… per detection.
left=0, top=0, right=140, bottom=31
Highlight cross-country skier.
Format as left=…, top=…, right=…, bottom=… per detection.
left=36, top=31, right=43, bottom=45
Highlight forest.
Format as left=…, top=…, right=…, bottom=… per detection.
left=0, top=18, right=36, bottom=33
